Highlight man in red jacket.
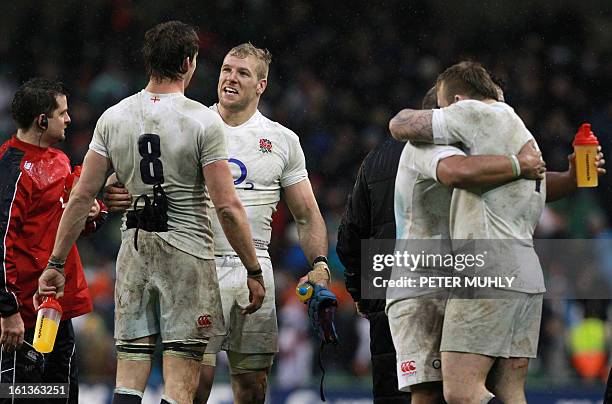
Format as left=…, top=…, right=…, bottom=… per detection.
left=0, top=78, right=105, bottom=403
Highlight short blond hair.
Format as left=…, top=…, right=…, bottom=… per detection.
left=226, top=42, right=272, bottom=80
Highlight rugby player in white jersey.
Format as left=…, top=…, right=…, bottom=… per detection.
left=389, top=61, right=607, bottom=404
left=387, top=87, right=546, bottom=404
left=389, top=84, right=604, bottom=404
left=37, top=22, right=265, bottom=404
left=105, top=43, right=330, bottom=404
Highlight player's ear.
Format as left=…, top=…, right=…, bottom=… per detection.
left=256, top=79, right=267, bottom=96
left=180, top=56, right=190, bottom=74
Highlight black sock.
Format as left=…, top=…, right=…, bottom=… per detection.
left=112, top=392, right=142, bottom=404
left=160, top=394, right=179, bottom=404
left=488, top=398, right=505, bottom=404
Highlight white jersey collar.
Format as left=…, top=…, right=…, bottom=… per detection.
left=141, top=89, right=184, bottom=100
left=211, top=103, right=261, bottom=129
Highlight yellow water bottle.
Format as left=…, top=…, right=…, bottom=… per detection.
left=296, top=283, right=314, bottom=303
left=33, top=297, right=62, bottom=353
left=573, top=123, right=599, bottom=187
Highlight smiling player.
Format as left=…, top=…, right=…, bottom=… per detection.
left=104, top=43, right=330, bottom=404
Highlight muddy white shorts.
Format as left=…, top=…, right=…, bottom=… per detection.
left=387, top=298, right=446, bottom=391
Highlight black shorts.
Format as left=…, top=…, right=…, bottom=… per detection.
left=0, top=319, right=78, bottom=403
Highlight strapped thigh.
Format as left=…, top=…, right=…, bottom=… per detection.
left=162, top=340, right=208, bottom=361
left=116, top=340, right=156, bottom=361
left=227, top=351, right=274, bottom=375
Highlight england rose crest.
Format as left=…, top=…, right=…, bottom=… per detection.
left=259, top=138, right=272, bottom=153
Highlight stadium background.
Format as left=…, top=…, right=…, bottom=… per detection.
left=0, top=0, right=611, bottom=402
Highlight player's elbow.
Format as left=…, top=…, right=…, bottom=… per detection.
left=389, top=118, right=401, bottom=139
left=388, top=119, right=407, bottom=141
left=389, top=113, right=407, bottom=141
left=71, top=186, right=98, bottom=204
left=293, top=205, right=321, bottom=228
left=214, top=197, right=243, bottom=223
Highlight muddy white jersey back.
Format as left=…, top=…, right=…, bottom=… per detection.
left=394, top=142, right=464, bottom=240
left=387, top=142, right=465, bottom=303
left=432, top=100, right=546, bottom=292
left=89, top=90, right=228, bottom=259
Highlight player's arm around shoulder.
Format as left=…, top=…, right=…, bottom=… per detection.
left=202, top=160, right=265, bottom=314
left=389, top=109, right=434, bottom=143
left=436, top=140, right=546, bottom=189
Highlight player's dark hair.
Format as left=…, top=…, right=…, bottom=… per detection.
left=421, top=86, right=437, bottom=109
left=11, top=78, right=68, bottom=129
left=436, top=61, right=499, bottom=105
left=489, top=73, right=506, bottom=93
left=142, top=20, right=199, bottom=81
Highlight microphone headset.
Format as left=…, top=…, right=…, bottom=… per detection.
left=38, top=114, right=48, bottom=130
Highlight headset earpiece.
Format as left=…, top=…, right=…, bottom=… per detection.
left=38, top=115, right=48, bottom=130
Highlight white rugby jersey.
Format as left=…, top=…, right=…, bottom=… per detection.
left=89, top=90, right=228, bottom=259
left=387, top=142, right=464, bottom=303
left=432, top=100, right=546, bottom=293
left=394, top=142, right=465, bottom=240
left=208, top=105, right=308, bottom=257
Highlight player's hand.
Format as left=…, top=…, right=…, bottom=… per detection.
left=242, top=276, right=265, bottom=315
left=0, top=312, right=24, bottom=352
left=568, top=145, right=606, bottom=180
left=595, top=145, right=606, bottom=175
left=304, top=262, right=331, bottom=288
left=518, top=140, right=546, bottom=180
left=87, top=199, right=100, bottom=222
left=103, top=182, right=132, bottom=213
left=38, top=267, right=65, bottom=299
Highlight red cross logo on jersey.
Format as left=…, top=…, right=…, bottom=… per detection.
left=197, top=314, right=212, bottom=328
left=150, top=96, right=161, bottom=103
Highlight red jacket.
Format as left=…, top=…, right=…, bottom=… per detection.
left=0, top=135, right=92, bottom=328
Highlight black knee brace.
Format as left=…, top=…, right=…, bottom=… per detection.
left=116, top=342, right=156, bottom=361
left=162, top=341, right=207, bottom=361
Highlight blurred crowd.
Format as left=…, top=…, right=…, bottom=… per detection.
left=0, top=0, right=610, bottom=393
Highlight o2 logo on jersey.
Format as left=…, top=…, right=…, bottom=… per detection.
left=228, top=158, right=254, bottom=190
